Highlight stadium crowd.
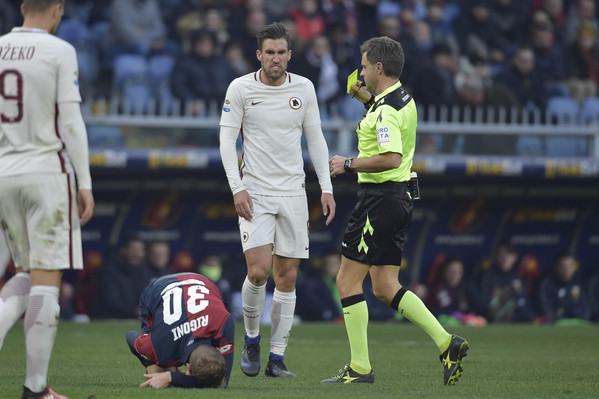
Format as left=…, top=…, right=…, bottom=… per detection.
left=2, top=0, right=599, bottom=125
left=2, top=235, right=598, bottom=324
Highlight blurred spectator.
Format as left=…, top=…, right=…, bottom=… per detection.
left=238, top=9, right=268, bottom=70
left=295, top=251, right=343, bottom=322
left=427, top=256, right=471, bottom=316
left=327, top=20, right=360, bottom=97
left=564, top=22, right=599, bottom=103
left=229, top=0, right=265, bottom=39
left=495, top=46, right=547, bottom=109
left=538, top=254, right=591, bottom=322
left=453, top=0, right=500, bottom=63
left=102, top=0, right=177, bottom=65
left=288, top=0, right=325, bottom=53
left=175, top=5, right=229, bottom=53
left=291, top=35, right=339, bottom=115
left=197, top=255, right=232, bottom=310
left=223, top=39, right=253, bottom=77
left=0, top=0, right=18, bottom=35
left=480, top=241, right=538, bottom=323
left=563, top=0, right=598, bottom=46
left=530, top=19, right=567, bottom=96
left=263, top=0, right=295, bottom=21
left=170, top=29, right=234, bottom=115
left=412, top=43, right=457, bottom=110
left=355, top=0, right=378, bottom=45
left=534, top=0, right=567, bottom=44
left=321, top=0, right=357, bottom=35
left=425, top=0, right=458, bottom=50
left=147, top=240, right=172, bottom=280
left=453, top=71, right=520, bottom=154
left=202, top=7, right=230, bottom=52
left=409, top=20, right=435, bottom=68
left=92, top=235, right=153, bottom=319
left=377, top=15, right=420, bottom=90
left=489, top=0, right=529, bottom=62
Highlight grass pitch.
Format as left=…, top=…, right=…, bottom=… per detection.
left=1, top=320, right=598, bottom=399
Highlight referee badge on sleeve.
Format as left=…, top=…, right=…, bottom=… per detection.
left=377, top=126, right=390, bottom=146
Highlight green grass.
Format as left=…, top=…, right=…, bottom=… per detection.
left=1, top=320, right=598, bottom=398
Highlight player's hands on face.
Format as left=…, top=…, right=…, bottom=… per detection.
left=233, top=189, right=254, bottom=221
left=77, top=189, right=94, bottom=226
left=140, top=372, right=172, bottom=389
left=329, top=155, right=346, bottom=178
left=321, top=192, right=336, bottom=226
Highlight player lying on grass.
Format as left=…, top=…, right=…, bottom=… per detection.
left=126, top=272, right=235, bottom=388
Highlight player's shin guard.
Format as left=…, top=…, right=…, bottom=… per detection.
left=0, top=272, right=31, bottom=350
left=270, top=288, right=296, bottom=357
left=24, top=285, right=60, bottom=393
left=241, top=276, right=266, bottom=338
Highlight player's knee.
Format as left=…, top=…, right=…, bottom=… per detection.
left=372, top=285, right=393, bottom=305
left=274, top=269, right=297, bottom=290
left=247, top=264, right=270, bottom=286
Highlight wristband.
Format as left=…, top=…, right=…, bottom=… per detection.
left=344, top=158, right=354, bottom=173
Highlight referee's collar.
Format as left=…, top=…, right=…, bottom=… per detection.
left=375, top=80, right=402, bottom=102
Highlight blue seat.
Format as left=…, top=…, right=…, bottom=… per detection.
left=546, top=96, right=581, bottom=124
left=581, top=97, right=599, bottom=123
left=56, top=19, right=91, bottom=45
left=113, top=54, right=148, bottom=87
left=123, top=83, right=152, bottom=113
left=149, top=55, right=176, bottom=113
left=149, top=55, right=175, bottom=80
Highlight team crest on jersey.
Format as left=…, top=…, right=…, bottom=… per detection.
left=377, top=126, right=390, bottom=145
left=289, top=97, right=302, bottom=110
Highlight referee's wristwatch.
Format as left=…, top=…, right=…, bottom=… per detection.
left=344, top=158, right=355, bottom=173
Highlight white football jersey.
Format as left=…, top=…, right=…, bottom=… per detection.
left=220, top=70, right=322, bottom=196
left=0, top=27, right=82, bottom=177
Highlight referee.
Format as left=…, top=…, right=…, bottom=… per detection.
left=322, top=36, right=469, bottom=386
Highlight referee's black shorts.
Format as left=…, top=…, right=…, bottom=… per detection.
left=341, top=181, right=413, bottom=266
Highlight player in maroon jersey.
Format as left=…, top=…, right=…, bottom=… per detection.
left=126, top=272, right=234, bottom=388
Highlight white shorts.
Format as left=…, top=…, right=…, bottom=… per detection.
left=0, top=173, right=83, bottom=271
left=239, top=194, right=309, bottom=259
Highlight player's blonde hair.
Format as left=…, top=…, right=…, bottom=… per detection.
left=189, top=345, right=227, bottom=388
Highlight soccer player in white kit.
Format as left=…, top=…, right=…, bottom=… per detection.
left=0, top=1, right=94, bottom=398
left=219, top=22, right=335, bottom=378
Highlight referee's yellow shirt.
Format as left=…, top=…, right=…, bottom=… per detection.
left=356, top=80, right=417, bottom=184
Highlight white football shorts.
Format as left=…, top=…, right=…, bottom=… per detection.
left=0, top=173, right=83, bottom=271
left=238, top=194, right=309, bottom=259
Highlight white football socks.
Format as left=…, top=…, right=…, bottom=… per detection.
left=270, top=288, right=296, bottom=357
left=0, top=272, right=31, bottom=350
left=24, top=285, right=60, bottom=393
left=241, top=276, right=266, bottom=339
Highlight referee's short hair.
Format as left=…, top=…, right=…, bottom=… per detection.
left=256, top=22, right=291, bottom=52
left=23, top=0, right=65, bottom=14
left=360, top=36, right=405, bottom=79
